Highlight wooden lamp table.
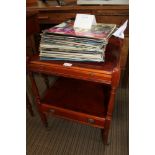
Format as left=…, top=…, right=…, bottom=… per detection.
left=27, top=37, right=122, bottom=144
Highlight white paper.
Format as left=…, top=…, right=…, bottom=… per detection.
left=63, top=63, right=72, bottom=67
left=74, top=14, right=96, bottom=30
left=113, top=20, right=128, bottom=39
left=55, top=22, right=66, bottom=28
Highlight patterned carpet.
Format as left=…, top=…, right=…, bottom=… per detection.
left=26, top=75, right=129, bottom=155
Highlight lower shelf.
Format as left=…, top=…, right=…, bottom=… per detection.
left=40, top=77, right=110, bottom=128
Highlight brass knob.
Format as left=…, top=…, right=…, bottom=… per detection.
left=87, top=118, right=95, bottom=124
left=49, top=109, right=55, bottom=113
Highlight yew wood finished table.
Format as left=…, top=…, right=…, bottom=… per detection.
left=27, top=37, right=123, bottom=144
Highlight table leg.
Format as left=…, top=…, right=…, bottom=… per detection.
left=102, top=87, right=116, bottom=144
left=39, top=111, right=48, bottom=128
left=102, top=120, right=111, bottom=145
left=26, top=93, right=34, bottom=116
left=41, top=74, right=50, bottom=89
left=29, top=72, right=48, bottom=128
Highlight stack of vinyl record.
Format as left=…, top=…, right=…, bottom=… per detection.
left=39, top=20, right=116, bottom=62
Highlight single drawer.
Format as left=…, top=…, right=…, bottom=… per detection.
left=41, top=104, right=105, bottom=128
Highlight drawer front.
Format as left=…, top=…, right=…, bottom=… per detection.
left=41, top=105, right=105, bottom=128
left=29, top=64, right=112, bottom=84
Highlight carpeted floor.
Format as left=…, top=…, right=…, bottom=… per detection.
left=26, top=75, right=129, bottom=155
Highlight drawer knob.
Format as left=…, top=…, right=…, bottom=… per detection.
left=49, top=109, right=55, bottom=113
left=87, top=118, right=95, bottom=124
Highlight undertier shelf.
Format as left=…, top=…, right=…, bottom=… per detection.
left=40, top=77, right=111, bottom=127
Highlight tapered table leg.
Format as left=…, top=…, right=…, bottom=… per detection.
left=101, top=125, right=110, bottom=145
left=29, top=72, right=48, bottom=128
left=26, top=93, right=34, bottom=116
left=41, top=74, right=50, bottom=89
left=102, top=87, right=117, bottom=144
left=39, top=111, right=48, bottom=128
